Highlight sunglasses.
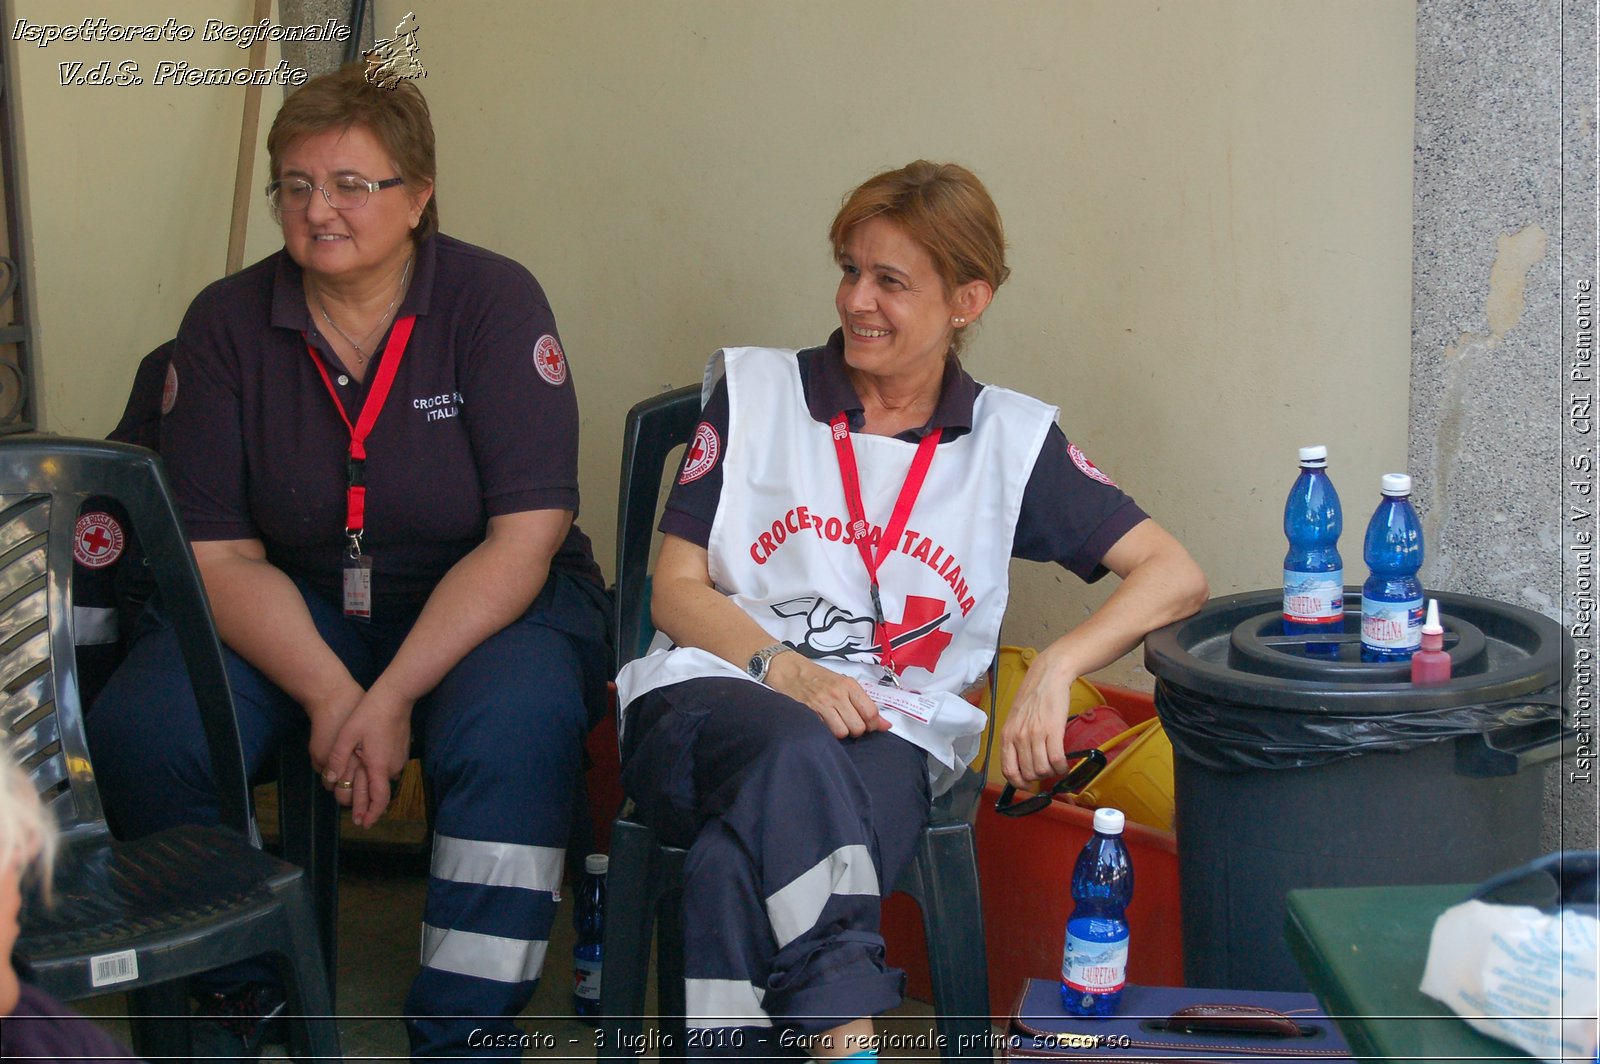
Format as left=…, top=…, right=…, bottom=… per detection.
left=993, top=748, right=1109, bottom=817
left=1471, top=852, right=1599, bottom=912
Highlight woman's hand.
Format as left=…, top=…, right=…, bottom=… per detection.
left=317, top=509, right=569, bottom=826
left=192, top=539, right=373, bottom=773
left=323, top=681, right=415, bottom=827
left=765, top=651, right=891, bottom=739
left=1001, top=519, right=1207, bottom=788
left=999, top=649, right=1079, bottom=787
left=305, top=676, right=366, bottom=777
left=652, top=535, right=893, bottom=739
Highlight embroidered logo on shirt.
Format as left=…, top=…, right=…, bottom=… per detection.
left=74, top=512, right=125, bottom=569
left=161, top=363, right=179, bottom=415
left=532, top=334, right=567, bottom=386
left=1068, top=442, right=1116, bottom=487
left=413, top=391, right=463, bottom=422
left=678, top=422, right=720, bottom=484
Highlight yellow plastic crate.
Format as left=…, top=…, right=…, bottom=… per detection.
left=980, top=645, right=1174, bottom=831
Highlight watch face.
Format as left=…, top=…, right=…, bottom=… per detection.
left=747, top=654, right=764, bottom=680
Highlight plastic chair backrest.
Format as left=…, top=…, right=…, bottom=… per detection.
left=0, top=436, right=250, bottom=841
left=613, top=385, right=702, bottom=673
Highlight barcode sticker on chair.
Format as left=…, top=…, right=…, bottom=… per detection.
left=90, top=949, right=138, bottom=987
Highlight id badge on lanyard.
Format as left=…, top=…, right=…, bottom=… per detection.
left=862, top=679, right=942, bottom=727
left=343, top=552, right=373, bottom=618
left=828, top=412, right=941, bottom=686
left=306, top=316, right=417, bottom=618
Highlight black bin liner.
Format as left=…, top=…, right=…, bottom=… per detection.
left=1157, top=681, right=1566, bottom=772
left=1146, top=588, right=1572, bottom=774
left=1143, top=587, right=1574, bottom=991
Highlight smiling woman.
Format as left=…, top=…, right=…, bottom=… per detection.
left=834, top=216, right=992, bottom=433
left=273, top=127, right=425, bottom=345
left=83, top=62, right=612, bottom=1060
left=612, top=160, right=1207, bottom=1060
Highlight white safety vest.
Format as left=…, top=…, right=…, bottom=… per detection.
left=616, top=346, right=1056, bottom=794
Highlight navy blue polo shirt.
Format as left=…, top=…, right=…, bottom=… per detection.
left=162, top=233, right=602, bottom=613
left=662, top=330, right=1147, bottom=582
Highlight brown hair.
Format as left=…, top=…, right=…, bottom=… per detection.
left=267, top=62, right=438, bottom=242
left=830, top=161, right=1009, bottom=353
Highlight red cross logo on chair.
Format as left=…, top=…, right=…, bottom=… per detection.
left=532, top=334, right=568, bottom=386
left=882, top=594, right=954, bottom=675
left=678, top=422, right=720, bottom=484
left=74, top=512, right=125, bottom=569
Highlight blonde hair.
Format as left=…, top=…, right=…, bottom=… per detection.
left=1, top=748, right=56, bottom=901
left=829, top=161, right=1009, bottom=355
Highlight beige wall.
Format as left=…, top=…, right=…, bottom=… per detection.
left=12, top=0, right=1416, bottom=687
left=10, top=0, right=289, bottom=429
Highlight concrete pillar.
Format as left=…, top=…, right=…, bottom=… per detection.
left=1409, top=0, right=1596, bottom=851
left=278, top=0, right=374, bottom=85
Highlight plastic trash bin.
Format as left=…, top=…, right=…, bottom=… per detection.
left=1144, top=588, right=1572, bottom=991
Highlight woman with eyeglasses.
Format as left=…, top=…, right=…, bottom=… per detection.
left=614, top=161, right=1207, bottom=1059
left=86, top=62, right=610, bottom=1059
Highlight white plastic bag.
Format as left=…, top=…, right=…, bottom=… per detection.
left=1419, top=898, right=1598, bottom=1063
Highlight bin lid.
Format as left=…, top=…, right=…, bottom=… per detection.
left=1144, top=589, right=1568, bottom=714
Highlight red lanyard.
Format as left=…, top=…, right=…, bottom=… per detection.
left=304, top=316, right=416, bottom=549
left=829, top=412, right=941, bottom=680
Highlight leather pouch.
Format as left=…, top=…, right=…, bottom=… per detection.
left=1005, top=979, right=1355, bottom=1061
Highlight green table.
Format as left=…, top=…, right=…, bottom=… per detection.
left=1285, top=883, right=1537, bottom=1063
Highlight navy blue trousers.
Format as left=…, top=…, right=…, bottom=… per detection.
left=622, top=677, right=931, bottom=1060
left=87, top=570, right=610, bottom=1058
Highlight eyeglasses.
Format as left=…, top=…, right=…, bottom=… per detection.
left=993, top=748, right=1108, bottom=817
left=266, top=175, right=405, bottom=212
left=1471, top=851, right=1598, bottom=911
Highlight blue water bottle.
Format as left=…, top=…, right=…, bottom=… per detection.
left=1061, top=808, right=1133, bottom=1016
left=1283, top=445, right=1344, bottom=657
left=572, top=853, right=607, bottom=1018
left=1360, top=473, right=1425, bottom=662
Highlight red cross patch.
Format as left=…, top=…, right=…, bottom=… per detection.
left=74, top=512, right=125, bottom=569
left=678, top=422, right=720, bottom=484
left=532, top=334, right=568, bottom=386
left=161, top=362, right=179, bottom=415
left=1068, top=442, right=1116, bottom=487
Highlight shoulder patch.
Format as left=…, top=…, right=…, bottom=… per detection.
left=161, top=362, right=179, bottom=415
left=532, top=334, right=568, bottom=386
left=74, top=512, right=126, bottom=569
left=1068, top=442, right=1117, bottom=487
left=678, top=422, right=720, bottom=484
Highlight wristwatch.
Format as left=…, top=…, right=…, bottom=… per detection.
left=746, top=642, right=791, bottom=685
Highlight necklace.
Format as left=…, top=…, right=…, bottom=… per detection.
left=315, top=253, right=413, bottom=365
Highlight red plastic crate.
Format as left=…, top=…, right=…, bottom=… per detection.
left=881, top=682, right=1182, bottom=1019
left=584, top=685, right=623, bottom=856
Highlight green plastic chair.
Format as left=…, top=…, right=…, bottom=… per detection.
left=4, top=436, right=339, bottom=1061
left=599, top=386, right=993, bottom=1060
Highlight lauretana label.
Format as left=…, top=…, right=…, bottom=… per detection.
left=1361, top=599, right=1424, bottom=650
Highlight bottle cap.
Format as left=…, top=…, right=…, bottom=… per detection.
left=1093, top=808, right=1126, bottom=835
left=1298, top=445, right=1328, bottom=466
left=1381, top=473, right=1412, bottom=496
left=1423, top=598, right=1442, bottom=635
left=585, top=853, right=609, bottom=875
